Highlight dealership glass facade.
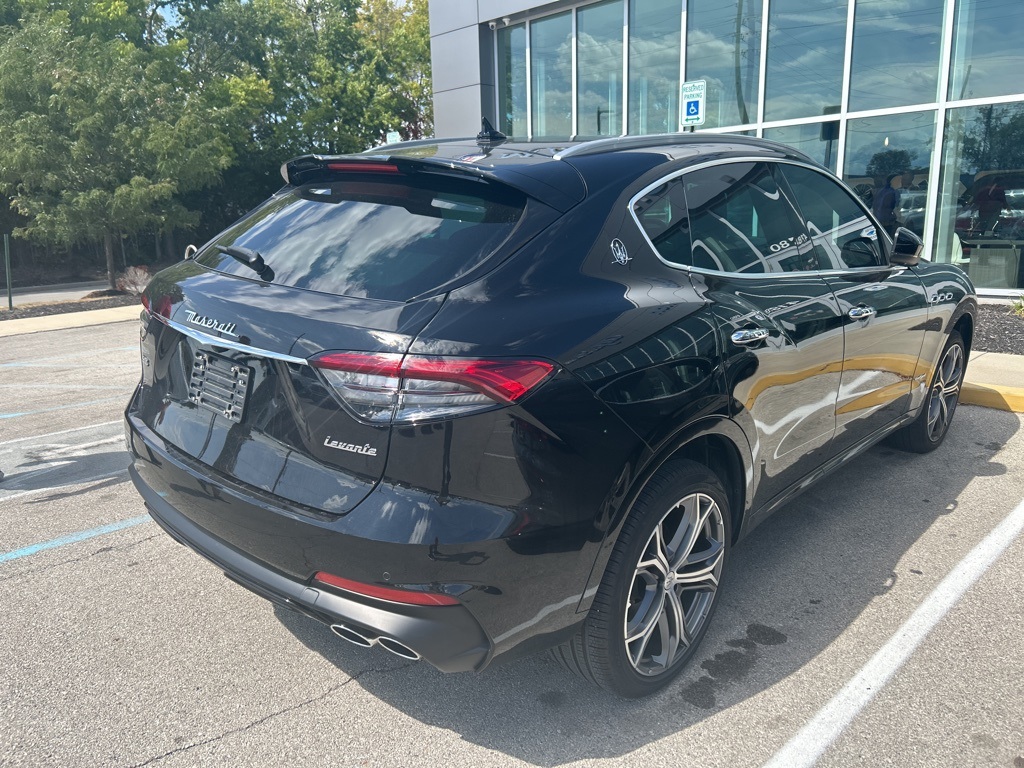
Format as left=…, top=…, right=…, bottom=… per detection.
left=491, top=0, right=1024, bottom=292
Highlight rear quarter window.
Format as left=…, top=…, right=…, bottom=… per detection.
left=197, top=175, right=525, bottom=302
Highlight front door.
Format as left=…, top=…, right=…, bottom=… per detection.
left=777, top=164, right=929, bottom=453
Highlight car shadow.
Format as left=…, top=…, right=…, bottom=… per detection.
left=0, top=449, right=129, bottom=501
left=273, top=405, right=1019, bottom=766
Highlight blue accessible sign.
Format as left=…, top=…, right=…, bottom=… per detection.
left=679, top=80, right=706, bottom=128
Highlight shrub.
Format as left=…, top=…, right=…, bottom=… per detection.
left=116, top=265, right=152, bottom=295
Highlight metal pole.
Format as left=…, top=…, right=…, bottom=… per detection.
left=4, top=234, right=11, bottom=310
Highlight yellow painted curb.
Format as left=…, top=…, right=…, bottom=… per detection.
left=0, top=305, right=141, bottom=337
left=961, top=382, right=1024, bottom=414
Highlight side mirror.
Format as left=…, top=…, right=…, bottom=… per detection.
left=890, top=227, right=922, bottom=266
left=183, top=244, right=198, bottom=261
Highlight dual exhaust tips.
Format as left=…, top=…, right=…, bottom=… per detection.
left=330, top=623, right=421, bottom=661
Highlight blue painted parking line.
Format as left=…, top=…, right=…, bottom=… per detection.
left=0, top=515, right=151, bottom=564
left=0, top=397, right=126, bottom=419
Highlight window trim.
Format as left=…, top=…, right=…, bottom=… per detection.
left=628, top=156, right=895, bottom=279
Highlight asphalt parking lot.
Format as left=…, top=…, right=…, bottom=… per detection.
left=2, top=319, right=1023, bottom=768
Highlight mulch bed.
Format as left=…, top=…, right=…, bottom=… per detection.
left=974, top=303, right=1024, bottom=356
left=2, top=290, right=1022, bottom=356
left=0, top=293, right=141, bottom=321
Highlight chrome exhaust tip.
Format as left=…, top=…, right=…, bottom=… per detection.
left=377, top=636, right=421, bottom=661
left=330, top=623, right=376, bottom=648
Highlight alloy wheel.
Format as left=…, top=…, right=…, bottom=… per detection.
left=926, top=342, right=964, bottom=442
left=624, top=492, right=726, bottom=676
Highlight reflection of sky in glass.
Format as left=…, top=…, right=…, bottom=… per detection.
left=577, top=0, right=623, bottom=138
left=686, top=0, right=761, bottom=128
left=628, top=0, right=682, bottom=134
left=763, top=123, right=838, bottom=172
left=201, top=190, right=518, bottom=302
left=849, top=0, right=943, bottom=112
left=843, top=111, right=935, bottom=186
left=498, top=25, right=527, bottom=137
left=951, top=0, right=1024, bottom=101
left=531, top=12, right=573, bottom=139
left=765, top=0, right=846, bottom=121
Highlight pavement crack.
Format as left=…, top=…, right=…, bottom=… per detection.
left=127, top=662, right=414, bottom=767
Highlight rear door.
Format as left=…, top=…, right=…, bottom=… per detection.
left=133, top=168, right=531, bottom=514
left=635, top=160, right=846, bottom=504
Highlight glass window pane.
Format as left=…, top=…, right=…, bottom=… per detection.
left=763, top=123, right=839, bottom=173
left=531, top=12, right=573, bottom=140
left=764, top=0, right=846, bottom=121
left=632, top=179, right=691, bottom=265
left=686, top=0, right=761, bottom=129
left=951, top=0, right=1024, bottom=101
left=843, top=111, right=936, bottom=237
left=779, top=164, right=884, bottom=269
left=849, top=0, right=944, bottom=112
left=628, top=0, right=682, bottom=135
left=577, top=0, right=624, bottom=138
left=935, top=103, right=1024, bottom=290
left=497, top=24, right=527, bottom=137
left=679, top=163, right=812, bottom=273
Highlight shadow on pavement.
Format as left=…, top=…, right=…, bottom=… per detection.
left=274, top=406, right=1020, bottom=766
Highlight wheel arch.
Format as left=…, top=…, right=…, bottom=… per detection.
left=576, top=415, right=754, bottom=615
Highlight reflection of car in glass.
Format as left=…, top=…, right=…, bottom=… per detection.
left=126, top=133, right=977, bottom=698
left=896, top=191, right=927, bottom=225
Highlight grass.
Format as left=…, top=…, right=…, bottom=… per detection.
left=1014, top=294, right=1024, bottom=319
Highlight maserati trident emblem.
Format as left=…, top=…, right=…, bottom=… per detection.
left=184, top=310, right=239, bottom=339
left=610, top=239, right=631, bottom=266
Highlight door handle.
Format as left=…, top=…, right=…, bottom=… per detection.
left=730, top=328, right=770, bottom=346
left=848, top=305, right=877, bottom=321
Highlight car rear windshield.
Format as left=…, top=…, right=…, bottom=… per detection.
left=196, top=174, right=526, bottom=302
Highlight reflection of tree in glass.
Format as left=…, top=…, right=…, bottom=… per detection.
left=962, top=105, right=1024, bottom=173
left=866, top=149, right=917, bottom=181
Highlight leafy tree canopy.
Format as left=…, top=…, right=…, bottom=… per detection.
left=0, top=0, right=434, bottom=285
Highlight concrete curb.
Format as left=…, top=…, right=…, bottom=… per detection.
left=0, top=305, right=141, bottom=337
left=961, top=382, right=1024, bottom=414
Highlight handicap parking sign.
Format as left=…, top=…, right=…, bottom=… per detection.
left=679, top=80, right=706, bottom=127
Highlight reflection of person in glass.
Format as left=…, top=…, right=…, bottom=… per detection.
left=974, top=175, right=1006, bottom=234
left=872, top=173, right=900, bottom=236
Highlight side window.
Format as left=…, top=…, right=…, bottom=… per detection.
left=679, top=162, right=815, bottom=273
left=778, top=164, right=885, bottom=270
left=632, top=180, right=691, bottom=266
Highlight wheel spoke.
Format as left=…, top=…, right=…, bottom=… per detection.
left=625, top=589, right=664, bottom=666
left=667, top=494, right=714, bottom=571
left=636, top=524, right=670, bottom=577
left=652, top=588, right=685, bottom=668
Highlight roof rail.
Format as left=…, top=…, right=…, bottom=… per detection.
left=553, top=132, right=779, bottom=160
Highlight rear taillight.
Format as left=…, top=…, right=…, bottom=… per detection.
left=309, top=352, right=555, bottom=424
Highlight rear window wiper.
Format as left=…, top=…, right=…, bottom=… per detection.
left=217, top=244, right=275, bottom=282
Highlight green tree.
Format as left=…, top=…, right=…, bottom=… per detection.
left=355, top=0, right=432, bottom=143
left=0, top=15, right=231, bottom=287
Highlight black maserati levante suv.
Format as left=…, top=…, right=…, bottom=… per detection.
left=125, top=132, right=976, bottom=697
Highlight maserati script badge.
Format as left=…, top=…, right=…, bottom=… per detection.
left=184, top=310, right=239, bottom=339
left=611, top=239, right=631, bottom=266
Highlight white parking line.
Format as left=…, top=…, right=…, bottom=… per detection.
left=762, top=497, right=1024, bottom=768
left=0, top=420, right=122, bottom=447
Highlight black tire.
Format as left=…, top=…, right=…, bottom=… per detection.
left=888, top=330, right=966, bottom=453
left=554, top=460, right=731, bottom=698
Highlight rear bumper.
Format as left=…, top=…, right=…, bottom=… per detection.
left=127, top=441, right=492, bottom=674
